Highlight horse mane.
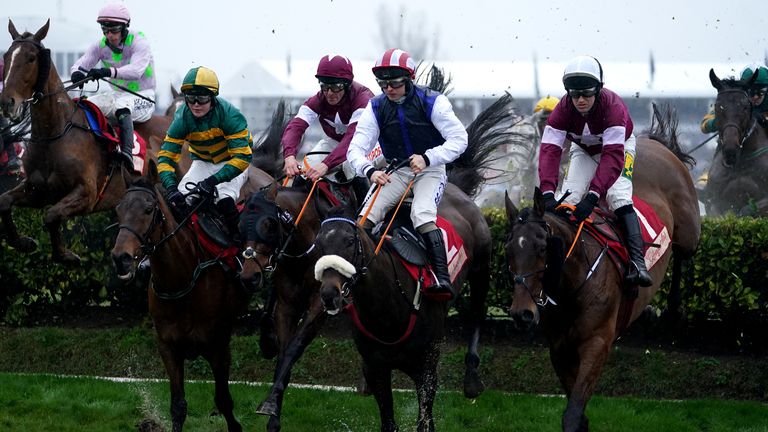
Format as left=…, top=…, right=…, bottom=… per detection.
left=718, top=76, right=743, bottom=89
left=447, top=93, right=516, bottom=197
left=643, top=102, right=696, bottom=168
left=415, top=63, right=453, bottom=95
left=251, top=99, right=293, bottom=178
left=131, top=176, right=154, bottom=191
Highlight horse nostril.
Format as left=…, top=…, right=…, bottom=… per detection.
left=520, top=309, right=534, bottom=324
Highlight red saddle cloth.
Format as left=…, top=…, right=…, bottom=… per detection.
left=190, top=214, right=239, bottom=270
left=584, top=196, right=670, bottom=272
left=75, top=98, right=148, bottom=175
left=392, top=216, right=469, bottom=301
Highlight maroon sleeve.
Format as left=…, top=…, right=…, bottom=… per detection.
left=538, top=143, right=563, bottom=194
left=281, top=116, right=310, bottom=158
left=589, top=144, right=624, bottom=197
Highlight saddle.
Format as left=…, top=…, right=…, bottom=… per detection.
left=75, top=98, right=147, bottom=174
left=189, top=204, right=244, bottom=273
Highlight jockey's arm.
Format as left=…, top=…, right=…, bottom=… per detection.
left=347, top=101, right=380, bottom=178
left=422, top=95, right=467, bottom=167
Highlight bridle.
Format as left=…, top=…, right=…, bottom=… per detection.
left=506, top=217, right=559, bottom=308
left=716, top=88, right=758, bottom=162
left=318, top=216, right=367, bottom=297
left=116, top=186, right=167, bottom=259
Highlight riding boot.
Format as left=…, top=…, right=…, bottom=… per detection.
left=616, top=206, right=653, bottom=287
left=116, top=108, right=135, bottom=170
left=217, top=197, right=241, bottom=245
left=421, top=229, right=455, bottom=299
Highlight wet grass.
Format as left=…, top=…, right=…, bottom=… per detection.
left=1, top=372, right=767, bottom=432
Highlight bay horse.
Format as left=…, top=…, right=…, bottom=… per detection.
left=504, top=110, right=700, bottom=432
left=239, top=94, right=513, bottom=432
left=0, top=20, right=175, bottom=264
left=110, top=160, right=273, bottom=432
left=703, top=68, right=768, bottom=215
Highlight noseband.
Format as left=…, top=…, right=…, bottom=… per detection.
left=717, top=89, right=758, bottom=157
left=319, top=216, right=367, bottom=292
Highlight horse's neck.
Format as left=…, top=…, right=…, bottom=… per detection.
left=150, top=209, right=199, bottom=279
left=352, top=241, right=414, bottom=323
left=744, top=122, right=768, bottom=154
left=30, top=72, right=74, bottom=137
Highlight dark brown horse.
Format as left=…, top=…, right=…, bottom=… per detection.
left=0, top=20, right=174, bottom=264
left=110, top=161, right=272, bottom=432
left=504, top=112, right=700, bottom=432
left=239, top=94, right=513, bottom=432
left=703, top=68, right=768, bottom=215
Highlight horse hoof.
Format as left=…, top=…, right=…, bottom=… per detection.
left=54, top=250, right=81, bottom=266
left=256, top=400, right=278, bottom=417
left=463, top=373, right=485, bottom=399
left=13, top=236, right=38, bottom=253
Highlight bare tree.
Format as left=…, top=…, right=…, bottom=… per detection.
left=374, top=4, right=440, bottom=60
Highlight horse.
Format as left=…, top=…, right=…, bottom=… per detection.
left=0, top=20, right=174, bottom=264
left=110, top=160, right=272, bottom=432
left=503, top=109, right=700, bottom=432
left=239, top=93, right=514, bottom=431
left=702, top=68, right=768, bottom=216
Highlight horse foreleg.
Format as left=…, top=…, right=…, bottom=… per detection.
left=259, top=284, right=279, bottom=360
left=44, top=185, right=93, bottom=264
left=561, top=333, right=612, bottom=432
left=412, top=346, right=440, bottom=432
left=364, top=362, right=398, bottom=432
left=0, top=182, right=39, bottom=253
left=158, top=343, right=188, bottom=432
left=208, top=345, right=242, bottom=432
left=258, top=298, right=327, bottom=424
left=463, top=268, right=489, bottom=398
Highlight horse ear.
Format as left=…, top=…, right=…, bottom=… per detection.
left=265, top=181, right=279, bottom=201
left=745, top=69, right=759, bottom=87
left=146, top=160, right=160, bottom=183
left=532, top=187, right=545, bottom=217
left=504, top=191, right=518, bottom=225
left=33, top=19, right=50, bottom=42
left=171, top=85, right=180, bottom=100
left=8, top=19, right=20, bottom=40
left=709, top=68, right=723, bottom=91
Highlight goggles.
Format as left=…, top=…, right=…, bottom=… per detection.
left=567, top=87, right=598, bottom=99
left=376, top=77, right=408, bottom=90
left=748, top=87, right=768, bottom=98
left=100, top=24, right=124, bottom=35
left=184, top=94, right=212, bottom=105
left=319, top=82, right=346, bottom=93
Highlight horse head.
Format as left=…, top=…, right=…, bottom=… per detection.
left=110, top=161, right=168, bottom=280
left=709, top=68, right=759, bottom=167
left=504, top=189, right=564, bottom=332
left=314, top=205, right=364, bottom=315
left=1, top=19, right=52, bottom=121
left=238, top=184, right=283, bottom=289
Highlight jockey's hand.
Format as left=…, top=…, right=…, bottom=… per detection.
left=305, top=162, right=328, bottom=182
left=573, top=192, right=599, bottom=222
left=542, top=192, right=558, bottom=213
left=87, top=68, right=112, bottom=80
left=194, top=176, right=218, bottom=198
left=71, top=71, right=86, bottom=88
left=369, top=169, right=391, bottom=186
left=284, top=155, right=302, bottom=177
left=409, top=154, right=427, bottom=174
left=165, top=186, right=188, bottom=217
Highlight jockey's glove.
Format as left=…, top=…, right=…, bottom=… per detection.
left=165, top=186, right=189, bottom=218
left=542, top=192, right=558, bottom=213
left=87, top=68, right=112, bottom=80
left=194, top=176, right=218, bottom=197
left=573, top=192, right=599, bottom=222
left=71, top=71, right=86, bottom=87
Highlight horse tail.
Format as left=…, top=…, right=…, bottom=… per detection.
left=251, top=99, right=292, bottom=178
left=416, top=63, right=453, bottom=95
left=644, top=102, right=696, bottom=168
left=447, top=93, right=516, bottom=197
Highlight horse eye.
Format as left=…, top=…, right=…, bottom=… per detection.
left=144, top=206, right=154, bottom=215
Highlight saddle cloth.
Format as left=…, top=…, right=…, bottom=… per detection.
left=76, top=98, right=148, bottom=175
left=389, top=216, right=468, bottom=297
left=190, top=212, right=239, bottom=271
left=585, top=196, right=670, bottom=272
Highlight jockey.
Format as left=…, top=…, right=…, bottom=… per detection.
left=70, top=2, right=156, bottom=169
left=347, top=48, right=468, bottom=299
left=533, top=95, right=560, bottom=136
left=157, top=67, right=253, bottom=241
left=538, top=55, right=653, bottom=287
left=282, top=54, right=375, bottom=191
left=701, top=64, right=768, bottom=133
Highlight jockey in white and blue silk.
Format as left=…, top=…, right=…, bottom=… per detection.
left=538, top=55, right=653, bottom=287
left=347, top=48, right=468, bottom=299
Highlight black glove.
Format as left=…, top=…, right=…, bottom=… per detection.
left=71, top=71, right=86, bottom=88
left=542, top=192, right=558, bottom=213
left=87, top=67, right=112, bottom=80
left=194, top=176, right=218, bottom=198
left=165, top=185, right=188, bottom=217
left=573, top=192, right=599, bottom=222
